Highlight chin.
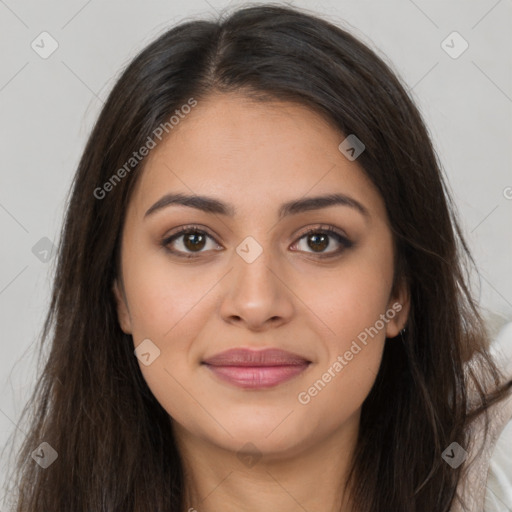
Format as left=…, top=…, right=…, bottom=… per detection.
left=197, top=416, right=317, bottom=459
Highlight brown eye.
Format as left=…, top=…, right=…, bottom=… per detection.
left=162, top=224, right=353, bottom=260
left=292, top=226, right=353, bottom=258
left=162, top=226, right=220, bottom=258
left=306, top=232, right=329, bottom=252
left=182, top=232, right=207, bottom=252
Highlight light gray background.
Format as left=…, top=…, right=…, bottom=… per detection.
left=1, top=0, right=511, bottom=507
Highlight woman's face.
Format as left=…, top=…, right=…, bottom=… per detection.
left=114, top=93, right=409, bottom=459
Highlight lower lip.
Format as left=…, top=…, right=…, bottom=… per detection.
left=203, top=363, right=310, bottom=389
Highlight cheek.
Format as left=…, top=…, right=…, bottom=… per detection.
left=123, top=258, right=211, bottom=423
left=294, top=273, right=390, bottom=433
left=123, top=253, right=218, bottom=340
left=307, top=252, right=394, bottom=347
left=303, top=274, right=388, bottom=400
left=122, top=255, right=222, bottom=407
left=294, top=245, right=393, bottom=407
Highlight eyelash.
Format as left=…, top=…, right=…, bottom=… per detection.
left=161, top=224, right=354, bottom=260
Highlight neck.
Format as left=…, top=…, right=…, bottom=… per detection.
left=174, top=411, right=360, bottom=512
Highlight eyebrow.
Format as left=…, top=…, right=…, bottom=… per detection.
left=144, top=192, right=370, bottom=221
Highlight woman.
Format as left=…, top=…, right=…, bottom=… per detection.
left=4, top=4, right=512, bottom=511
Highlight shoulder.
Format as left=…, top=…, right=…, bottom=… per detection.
left=451, top=322, right=512, bottom=512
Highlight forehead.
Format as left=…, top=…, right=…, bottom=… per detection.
left=129, top=93, right=386, bottom=221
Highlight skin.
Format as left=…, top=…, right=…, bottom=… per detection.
left=113, top=92, right=410, bottom=512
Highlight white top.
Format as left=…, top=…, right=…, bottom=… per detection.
left=452, top=322, right=512, bottom=511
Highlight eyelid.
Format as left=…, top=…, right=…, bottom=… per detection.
left=295, top=224, right=349, bottom=240
left=163, top=223, right=218, bottom=241
left=161, top=223, right=222, bottom=253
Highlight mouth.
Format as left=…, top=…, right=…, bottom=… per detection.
left=201, top=348, right=312, bottom=389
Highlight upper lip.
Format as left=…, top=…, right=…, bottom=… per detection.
left=202, top=348, right=311, bottom=367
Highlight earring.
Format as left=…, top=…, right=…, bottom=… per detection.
left=399, top=327, right=406, bottom=336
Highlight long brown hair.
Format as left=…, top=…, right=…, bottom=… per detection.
left=4, top=4, right=511, bottom=511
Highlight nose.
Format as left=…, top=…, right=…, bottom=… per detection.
left=218, top=245, right=295, bottom=332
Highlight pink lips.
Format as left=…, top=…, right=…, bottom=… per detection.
left=202, top=348, right=311, bottom=389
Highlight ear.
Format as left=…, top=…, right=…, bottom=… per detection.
left=385, top=277, right=410, bottom=339
left=112, top=279, right=132, bottom=334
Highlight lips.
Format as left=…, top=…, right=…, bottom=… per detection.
left=202, top=348, right=311, bottom=389
left=202, top=348, right=310, bottom=366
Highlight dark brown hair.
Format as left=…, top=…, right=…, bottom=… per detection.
left=4, top=4, right=511, bottom=511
